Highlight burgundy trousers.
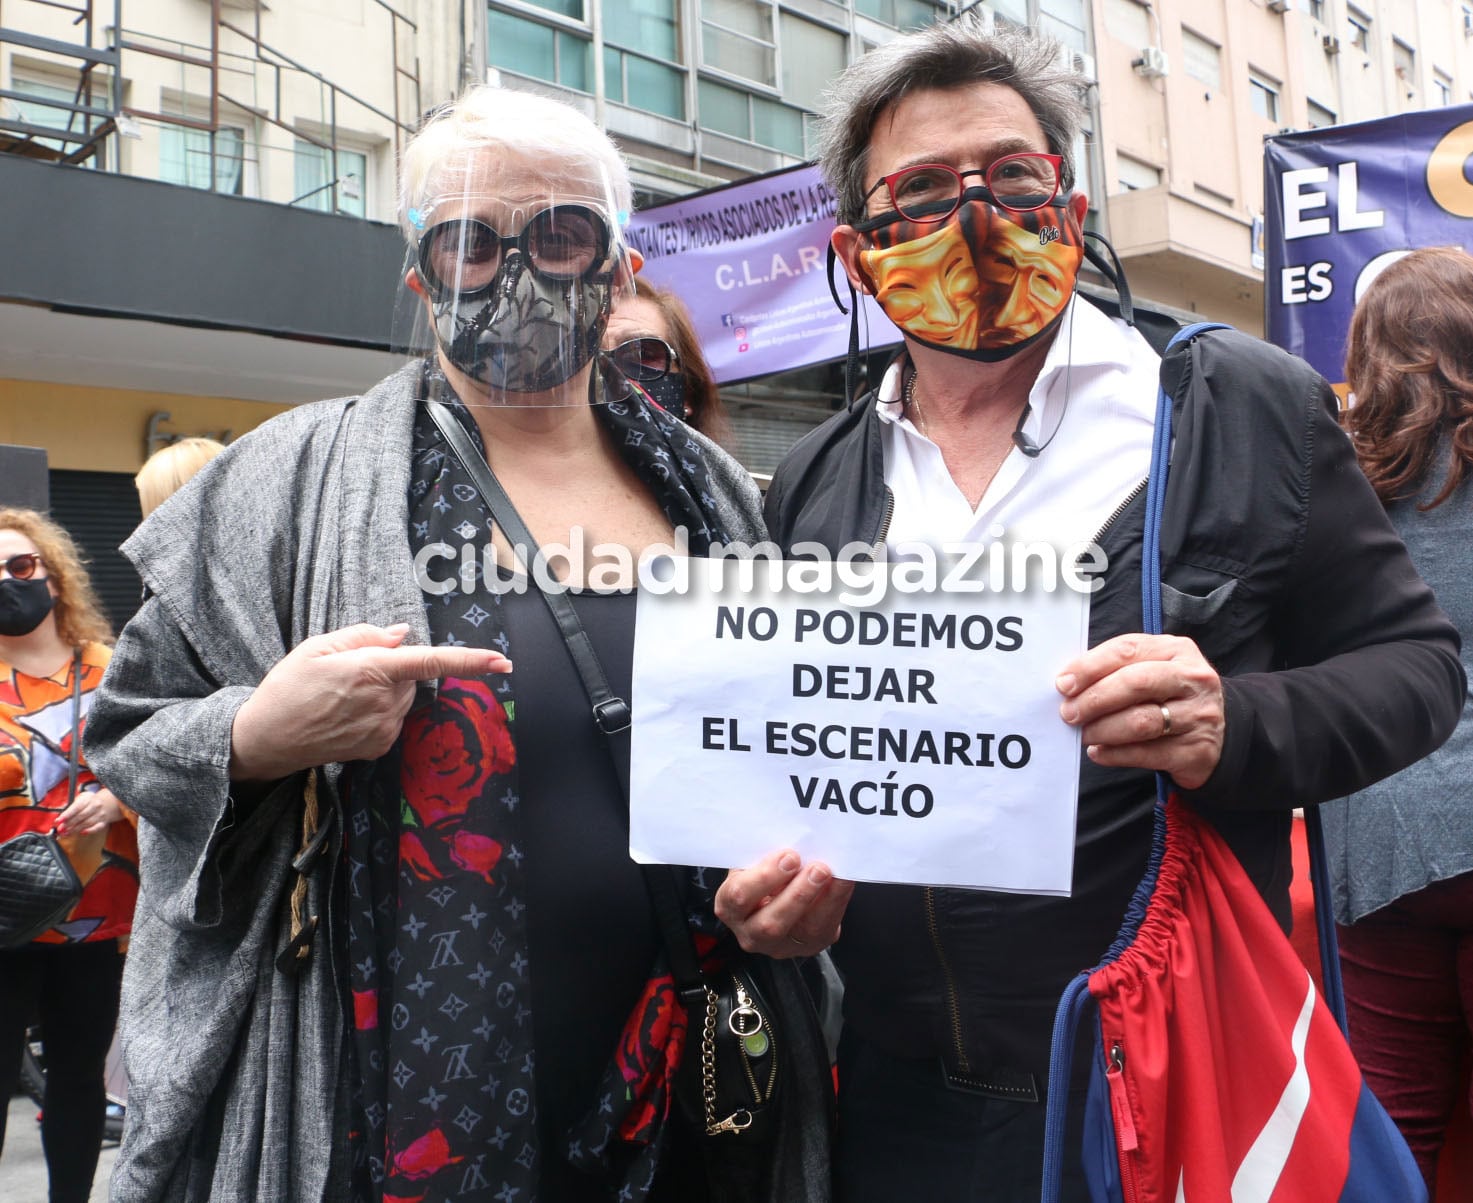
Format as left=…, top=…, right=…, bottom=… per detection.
left=1338, top=870, right=1473, bottom=1196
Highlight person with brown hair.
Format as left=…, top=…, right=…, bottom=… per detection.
left=0, top=508, right=136, bottom=1203
left=1321, top=246, right=1473, bottom=1195
left=604, top=276, right=734, bottom=448
left=134, top=437, right=226, bottom=519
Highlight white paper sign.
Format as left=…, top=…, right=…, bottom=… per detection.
left=628, top=558, right=1090, bottom=893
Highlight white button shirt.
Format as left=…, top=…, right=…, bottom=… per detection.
left=877, top=297, right=1162, bottom=556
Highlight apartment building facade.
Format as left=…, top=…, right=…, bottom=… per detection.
left=1092, top=0, right=1473, bottom=334
left=5, top=0, right=1469, bottom=617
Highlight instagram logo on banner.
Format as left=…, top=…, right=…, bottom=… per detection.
left=735, top=326, right=749, bottom=353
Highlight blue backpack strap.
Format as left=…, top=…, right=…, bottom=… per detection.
left=1039, top=320, right=1229, bottom=1202
left=1305, top=804, right=1350, bottom=1033
left=1140, top=321, right=1350, bottom=1031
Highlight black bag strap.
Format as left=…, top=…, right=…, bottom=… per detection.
left=64, top=647, right=83, bottom=813
left=425, top=400, right=708, bottom=1004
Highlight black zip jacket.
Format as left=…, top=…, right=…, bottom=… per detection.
left=762, top=310, right=1465, bottom=1091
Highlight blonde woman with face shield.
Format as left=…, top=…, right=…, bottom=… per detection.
left=85, top=88, right=793, bottom=1203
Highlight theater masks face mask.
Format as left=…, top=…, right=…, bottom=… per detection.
left=851, top=157, right=1085, bottom=362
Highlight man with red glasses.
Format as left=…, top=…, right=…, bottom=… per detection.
left=713, top=21, right=1464, bottom=1201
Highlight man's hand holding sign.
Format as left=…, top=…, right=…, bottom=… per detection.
left=713, top=624, right=1226, bottom=960
left=1059, top=632, right=1226, bottom=789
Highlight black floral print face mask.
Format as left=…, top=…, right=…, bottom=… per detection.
left=432, top=254, right=613, bottom=394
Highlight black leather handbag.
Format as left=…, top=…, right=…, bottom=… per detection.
left=0, top=650, right=86, bottom=948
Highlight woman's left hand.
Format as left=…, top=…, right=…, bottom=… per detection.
left=56, top=787, right=126, bottom=838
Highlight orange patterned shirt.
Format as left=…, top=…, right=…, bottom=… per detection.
left=0, top=642, right=139, bottom=944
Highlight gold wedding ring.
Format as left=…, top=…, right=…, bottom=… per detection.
left=1159, top=704, right=1173, bottom=738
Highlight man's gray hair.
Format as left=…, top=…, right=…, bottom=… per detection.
left=817, top=22, right=1088, bottom=225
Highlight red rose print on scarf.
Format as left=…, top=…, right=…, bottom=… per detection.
left=399, top=830, right=441, bottom=881
left=448, top=830, right=503, bottom=884
left=395, top=679, right=516, bottom=882
left=614, top=975, right=690, bottom=1142
left=400, top=679, right=514, bottom=828
left=353, top=989, right=379, bottom=1030
left=390, top=1126, right=464, bottom=1181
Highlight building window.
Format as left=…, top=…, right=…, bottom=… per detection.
left=292, top=141, right=367, bottom=217
left=6, top=72, right=108, bottom=161
left=1039, top=0, right=1088, bottom=52
left=602, top=0, right=688, bottom=113
left=604, top=0, right=678, bottom=61
left=1181, top=29, right=1221, bottom=91
left=852, top=0, right=940, bottom=32
left=779, top=13, right=846, bottom=113
left=1307, top=99, right=1337, bottom=128
left=1248, top=70, right=1280, bottom=122
left=488, top=9, right=590, bottom=92
left=604, top=47, right=686, bottom=118
left=1392, top=39, right=1415, bottom=91
left=1308, top=0, right=1325, bottom=19
left=1347, top=8, right=1370, bottom=52
left=1434, top=71, right=1453, bottom=106
left=698, top=77, right=804, bottom=155
left=702, top=0, right=776, bottom=87
left=159, top=122, right=247, bottom=194
left=1115, top=152, right=1161, bottom=193
left=1103, top=0, right=1150, bottom=48
left=520, top=0, right=583, bottom=18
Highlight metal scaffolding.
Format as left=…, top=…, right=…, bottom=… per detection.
left=0, top=0, right=420, bottom=203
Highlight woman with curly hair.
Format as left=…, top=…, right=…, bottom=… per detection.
left=1322, top=246, right=1473, bottom=1196
left=0, top=507, right=136, bottom=1203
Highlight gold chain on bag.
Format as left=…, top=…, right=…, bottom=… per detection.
left=701, top=976, right=775, bottom=1135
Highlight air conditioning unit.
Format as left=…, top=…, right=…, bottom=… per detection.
left=1267, top=0, right=1290, bottom=13
left=1323, top=34, right=1342, bottom=55
left=1061, top=49, right=1097, bottom=82
left=1133, top=46, right=1170, bottom=79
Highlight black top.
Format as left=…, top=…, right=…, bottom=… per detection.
left=501, top=585, right=660, bottom=1199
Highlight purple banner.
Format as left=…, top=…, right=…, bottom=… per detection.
left=624, top=162, right=900, bottom=384
left=1263, top=105, right=1473, bottom=387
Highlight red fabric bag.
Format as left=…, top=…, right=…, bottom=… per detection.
left=1074, top=798, right=1423, bottom=1203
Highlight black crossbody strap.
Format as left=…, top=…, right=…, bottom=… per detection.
left=425, top=400, right=707, bottom=1002
left=66, top=648, right=83, bottom=808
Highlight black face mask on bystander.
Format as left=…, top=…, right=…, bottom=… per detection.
left=0, top=578, right=54, bottom=637
left=639, top=373, right=690, bottom=419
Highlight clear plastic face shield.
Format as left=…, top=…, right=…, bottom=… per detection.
left=394, top=143, right=637, bottom=408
